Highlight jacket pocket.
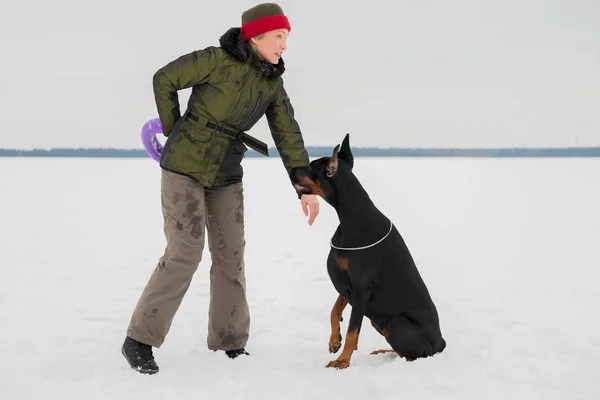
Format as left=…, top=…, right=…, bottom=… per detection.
left=179, top=118, right=214, bottom=143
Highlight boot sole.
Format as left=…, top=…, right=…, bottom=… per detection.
left=121, top=347, right=159, bottom=375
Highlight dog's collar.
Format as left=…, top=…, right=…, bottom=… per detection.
left=330, top=220, right=394, bottom=251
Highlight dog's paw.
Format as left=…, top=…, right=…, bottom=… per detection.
left=329, top=334, right=342, bottom=353
left=370, top=349, right=396, bottom=355
left=325, top=359, right=350, bottom=369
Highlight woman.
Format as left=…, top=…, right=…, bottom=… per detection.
left=121, top=3, right=319, bottom=374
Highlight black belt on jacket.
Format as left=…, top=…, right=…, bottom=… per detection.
left=185, top=112, right=269, bottom=156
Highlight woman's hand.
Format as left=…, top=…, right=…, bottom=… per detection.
left=301, top=194, right=320, bottom=226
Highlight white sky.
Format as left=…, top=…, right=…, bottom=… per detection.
left=1, top=0, right=599, bottom=149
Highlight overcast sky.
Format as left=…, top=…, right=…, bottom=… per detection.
left=1, top=0, right=598, bottom=149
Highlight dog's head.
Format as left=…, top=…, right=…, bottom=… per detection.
left=292, top=133, right=354, bottom=207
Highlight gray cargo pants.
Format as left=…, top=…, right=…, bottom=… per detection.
left=127, top=169, right=249, bottom=350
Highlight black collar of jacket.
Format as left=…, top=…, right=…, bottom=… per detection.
left=219, top=27, right=285, bottom=78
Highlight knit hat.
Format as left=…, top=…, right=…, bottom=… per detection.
left=241, top=3, right=291, bottom=41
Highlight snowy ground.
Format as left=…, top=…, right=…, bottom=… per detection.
left=1, top=156, right=599, bottom=400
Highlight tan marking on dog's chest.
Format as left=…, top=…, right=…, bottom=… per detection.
left=336, top=256, right=349, bottom=271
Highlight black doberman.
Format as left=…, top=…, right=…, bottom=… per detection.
left=292, top=134, right=446, bottom=369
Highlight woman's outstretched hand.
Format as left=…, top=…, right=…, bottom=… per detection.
left=301, top=194, right=320, bottom=226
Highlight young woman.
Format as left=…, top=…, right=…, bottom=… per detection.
left=121, top=3, right=319, bottom=374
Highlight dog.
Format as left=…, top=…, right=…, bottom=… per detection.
left=292, top=134, right=446, bottom=369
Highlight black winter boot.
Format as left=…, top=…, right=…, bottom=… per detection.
left=121, top=336, right=159, bottom=374
left=225, top=348, right=250, bottom=359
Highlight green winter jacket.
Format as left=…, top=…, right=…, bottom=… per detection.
left=153, top=27, right=309, bottom=188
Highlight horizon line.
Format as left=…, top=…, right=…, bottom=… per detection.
left=3, top=145, right=600, bottom=151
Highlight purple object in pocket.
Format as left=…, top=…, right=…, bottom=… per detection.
left=141, top=118, right=164, bottom=163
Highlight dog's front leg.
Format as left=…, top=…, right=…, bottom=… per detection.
left=326, top=289, right=370, bottom=369
left=329, top=295, right=348, bottom=353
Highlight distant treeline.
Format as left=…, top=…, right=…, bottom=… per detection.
left=1, top=147, right=600, bottom=158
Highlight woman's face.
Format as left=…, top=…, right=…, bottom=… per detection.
left=251, top=29, right=289, bottom=64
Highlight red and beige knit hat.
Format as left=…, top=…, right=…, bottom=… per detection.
left=241, top=3, right=291, bottom=41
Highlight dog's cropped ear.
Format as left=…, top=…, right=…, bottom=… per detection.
left=327, top=144, right=340, bottom=177
left=338, top=133, right=354, bottom=169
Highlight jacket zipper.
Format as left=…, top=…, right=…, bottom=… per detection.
left=241, top=91, right=263, bottom=127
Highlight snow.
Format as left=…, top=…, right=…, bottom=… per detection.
left=1, top=156, right=599, bottom=400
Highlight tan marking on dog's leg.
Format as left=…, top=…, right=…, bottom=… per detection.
left=370, top=319, right=384, bottom=336
left=368, top=320, right=397, bottom=355
left=326, top=328, right=359, bottom=369
left=329, top=295, right=348, bottom=353
left=381, top=327, right=414, bottom=360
